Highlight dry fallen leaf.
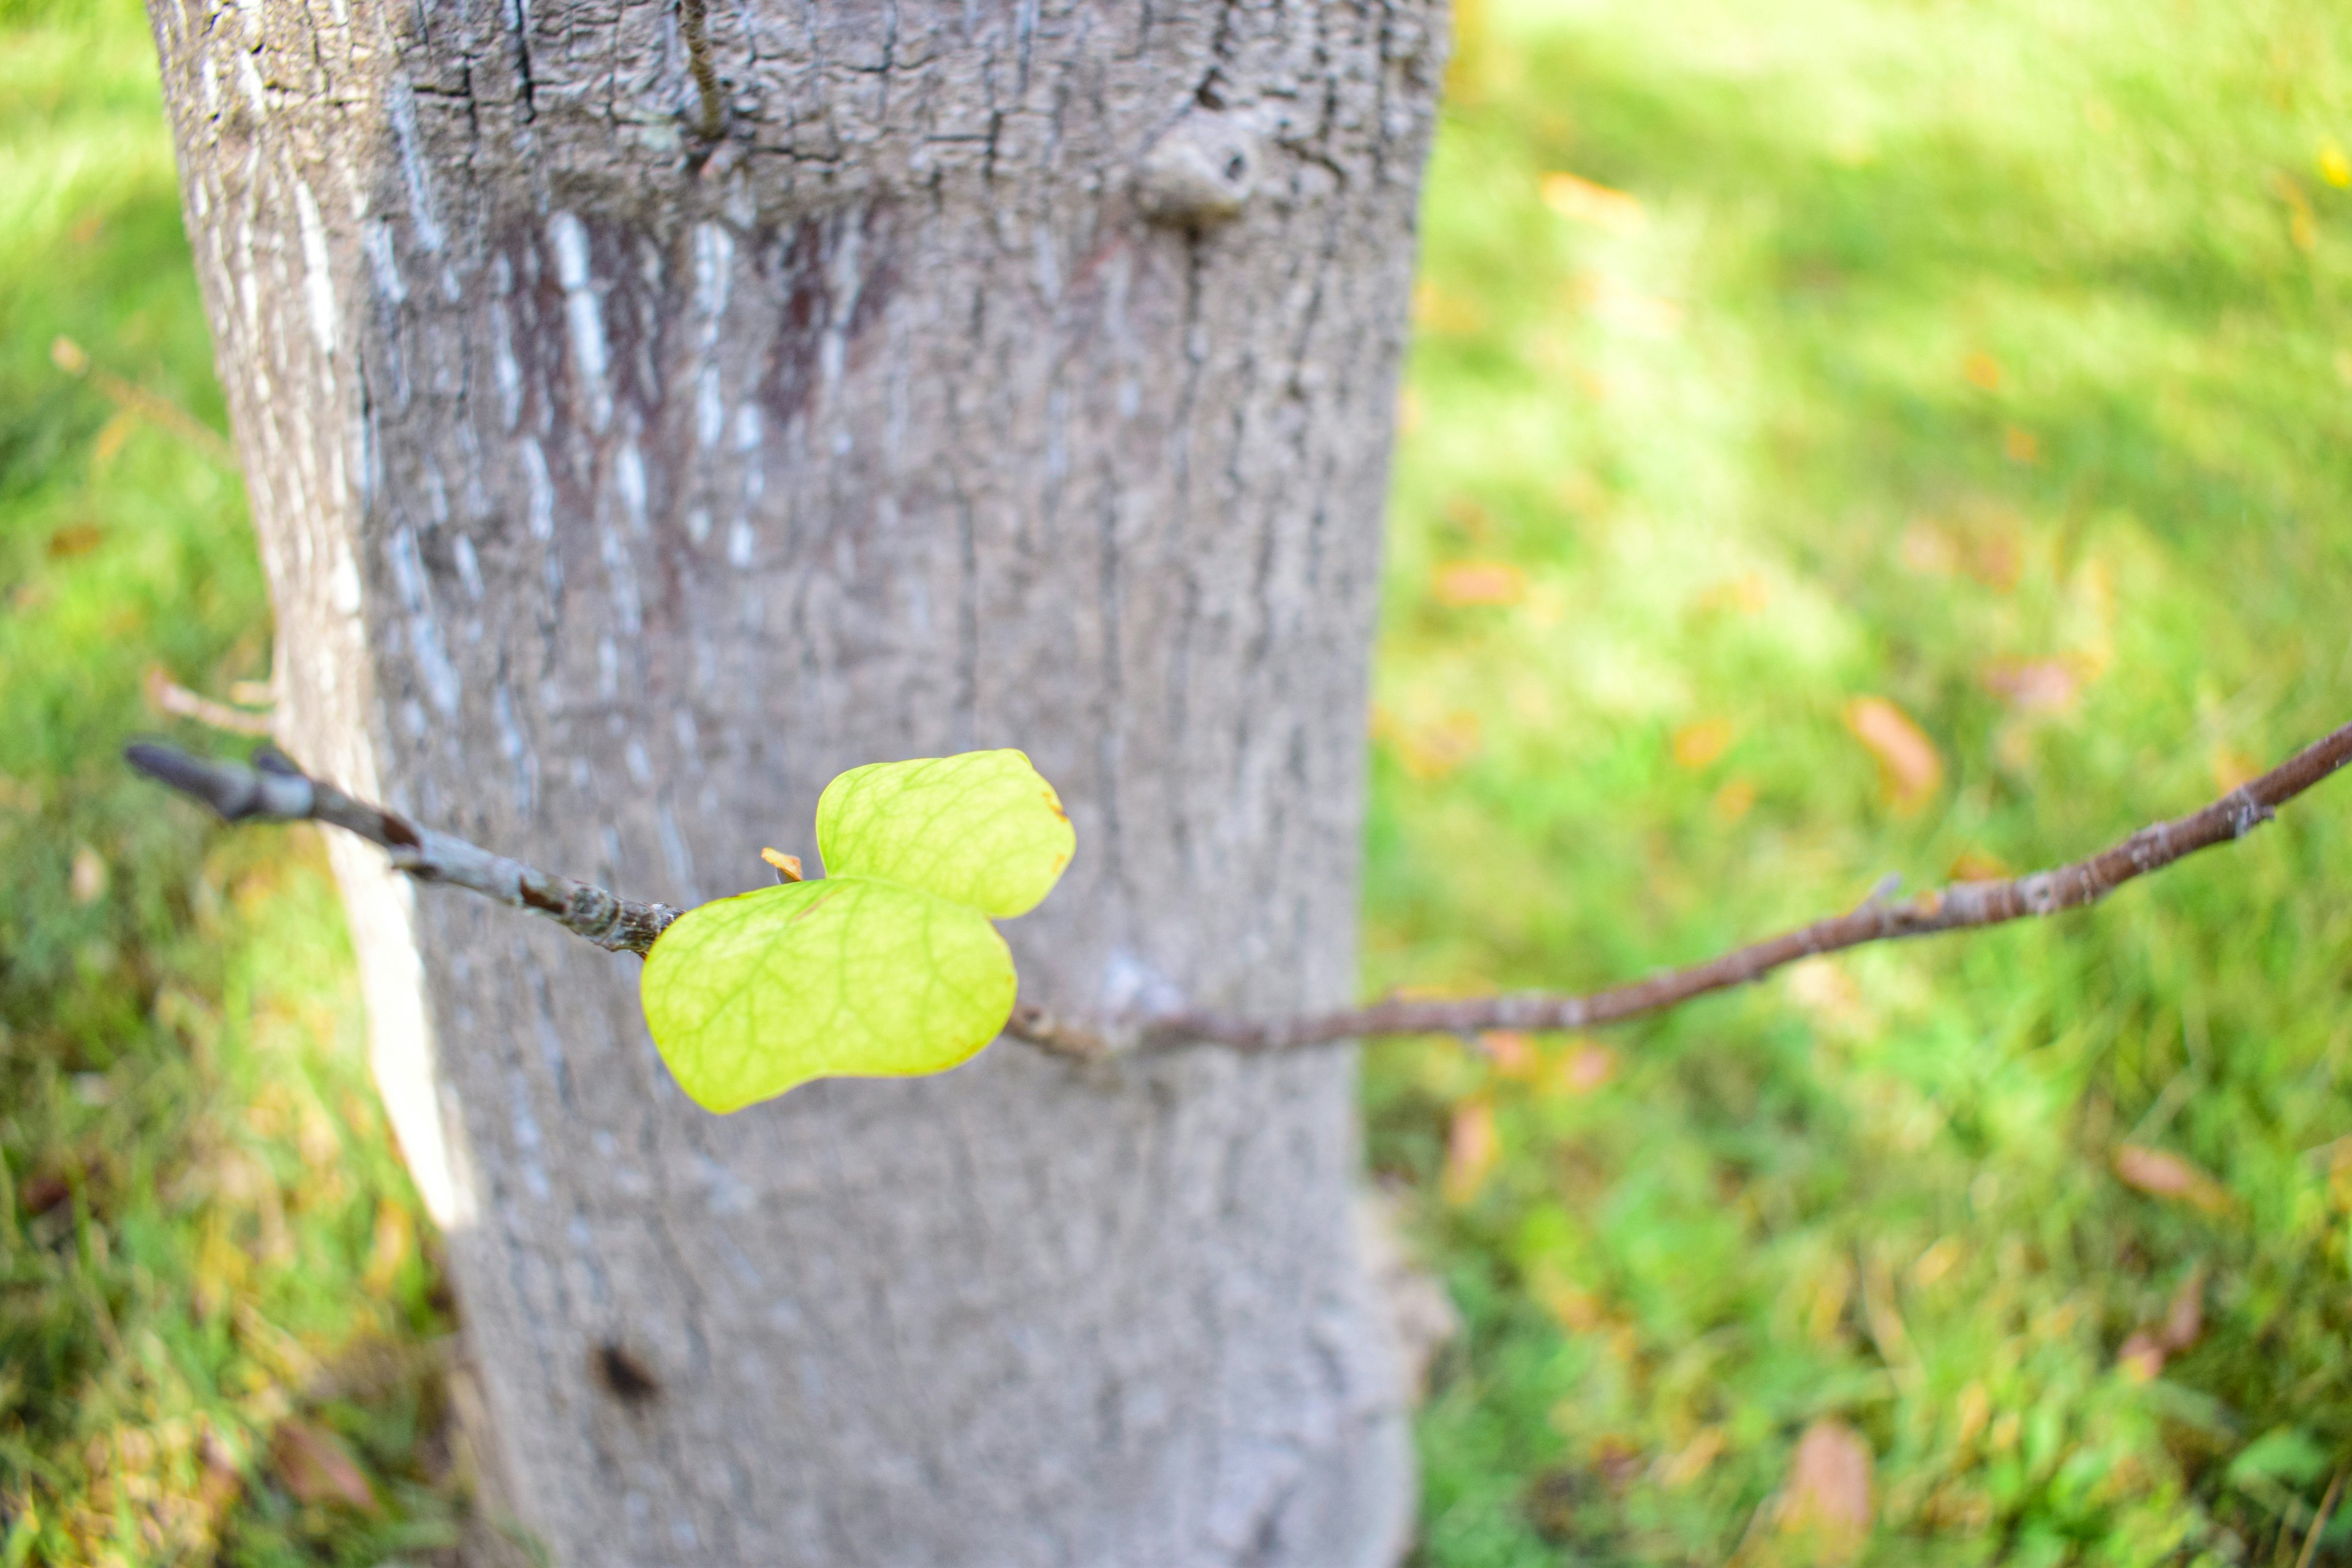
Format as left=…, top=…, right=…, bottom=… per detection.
left=1844, top=697, right=1943, bottom=813
left=271, top=1419, right=378, bottom=1513
left=1777, top=1419, right=1874, bottom=1563
left=1389, top=711, right=1482, bottom=780
left=2003, top=426, right=2040, bottom=465
left=1947, top=848, right=2011, bottom=883
left=1964, top=352, right=2002, bottom=390
left=1660, top=1426, right=1725, bottom=1489
left=1673, top=717, right=1735, bottom=770
left=69, top=846, right=107, bottom=905
left=1981, top=657, right=2081, bottom=715
left=2118, top=1267, right=2205, bottom=1380
left=1478, top=1030, right=1538, bottom=1077
left=2114, top=1144, right=2231, bottom=1214
left=2210, top=745, right=2260, bottom=793
left=1432, top=560, right=1526, bottom=608
left=1441, top=1098, right=1499, bottom=1204
left=1546, top=1041, right=1616, bottom=1096
left=1714, top=777, right=1758, bottom=823
left=1539, top=171, right=1645, bottom=232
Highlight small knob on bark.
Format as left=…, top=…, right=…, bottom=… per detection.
left=1136, top=111, right=1259, bottom=229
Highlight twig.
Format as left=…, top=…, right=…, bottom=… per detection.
left=126, top=720, right=2352, bottom=1060
left=51, top=336, right=237, bottom=467
left=1104, top=718, right=2352, bottom=1055
left=124, top=742, right=679, bottom=954
left=145, top=666, right=275, bottom=736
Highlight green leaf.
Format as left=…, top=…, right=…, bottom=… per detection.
left=815, top=749, right=1076, bottom=918
left=640, top=876, right=1016, bottom=1113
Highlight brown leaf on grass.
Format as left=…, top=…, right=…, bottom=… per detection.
left=1844, top=698, right=1943, bottom=813
left=1964, top=352, right=2002, bottom=390
left=1673, top=717, right=1735, bottom=770
left=2114, top=1145, right=2231, bottom=1213
left=1539, top=172, right=1645, bottom=232
left=1432, top=560, right=1526, bottom=608
left=1547, top=1041, right=1617, bottom=1096
left=2120, top=1266, right=2207, bottom=1379
left=1776, top=1419, right=1874, bottom=1562
left=1386, top=711, right=1482, bottom=781
left=1477, top=1030, right=1537, bottom=1077
left=271, top=1419, right=377, bottom=1512
left=1981, top=657, right=2082, bottom=715
left=1660, top=1426, right=1725, bottom=1488
left=2210, top=745, right=2260, bottom=793
left=1947, top=848, right=2011, bottom=882
left=2003, top=426, right=2040, bottom=464
left=1441, top=1098, right=1499, bottom=1205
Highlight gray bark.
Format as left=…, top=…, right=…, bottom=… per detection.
left=144, top=0, right=1445, bottom=1562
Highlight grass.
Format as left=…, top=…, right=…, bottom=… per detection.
left=0, top=1, right=460, bottom=1561
left=1368, top=0, right=2352, bottom=1561
left=3, top=0, right=2350, bottom=1561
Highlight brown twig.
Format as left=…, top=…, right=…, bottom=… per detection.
left=127, top=720, right=2352, bottom=1061
left=145, top=666, right=275, bottom=736
left=1099, top=717, right=2352, bottom=1057
left=52, top=336, right=236, bottom=467
left=125, top=742, right=679, bottom=954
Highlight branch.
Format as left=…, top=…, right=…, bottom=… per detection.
left=124, top=742, right=679, bottom=954
left=1101, top=717, right=2352, bottom=1056
left=127, top=720, right=2352, bottom=1065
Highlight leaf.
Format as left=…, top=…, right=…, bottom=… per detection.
left=1431, top=560, right=1526, bottom=608
left=1844, top=696, right=1943, bottom=813
left=1441, top=1097, right=1499, bottom=1204
left=1776, top=1419, right=1874, bottom=1562
left=2114, top=1144, right=2232, bottom=1213
left=641, top=877, right=1016, bottom=1112
left=816, top=750, right=1074, bottom=919
left=1539, top=171, right=1645, bottom=232
left=271, top=1419, right=377, bottom=1513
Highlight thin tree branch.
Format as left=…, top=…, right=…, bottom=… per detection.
left=124, top=742, right=679, bottom=954
left=145, top=666, right=275, bottom=736
left=127, top=720, right=2352, bottom=1065
left=1104, top=717, right=2352, bottom=1056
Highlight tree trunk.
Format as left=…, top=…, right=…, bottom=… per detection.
left=146, top=0, right=1444, bottom=1561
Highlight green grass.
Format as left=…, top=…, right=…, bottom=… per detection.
left=7, top=0, right=2352, bottom=1561
left=1368, top=0, right=2352, bottom=1561
left=0, top=1, right=459, bottom=1560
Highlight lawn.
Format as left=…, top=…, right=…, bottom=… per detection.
left=1370, top=0, right=2352, bottom=1561
left=3, top=0, right=2350, bottom=1561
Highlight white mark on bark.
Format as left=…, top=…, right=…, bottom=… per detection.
left=385, top=76, right=447, bottom=253
left=491, top=297, right=524, bottom=431
left=519, top=437, right=555, bottom=538
left=453, top=533, right=483, bottom=598
left=602, top=522, right=643, bottom=634
left=657, top=798, right=701, bottom=904
left=614, top=439, right=649, bottom=535
left=361, top=219, right=405, bottom=304
left=293, top=176, right=338, bottom=355
left=550, top=211, right=613, bottom=433
left=387, top=527, right=461, bottom=715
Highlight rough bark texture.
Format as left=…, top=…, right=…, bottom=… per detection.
left=145, top=1, right=1445, bottom=1562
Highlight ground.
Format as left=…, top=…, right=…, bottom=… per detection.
left=3, top=0, right=2350, bottom=1561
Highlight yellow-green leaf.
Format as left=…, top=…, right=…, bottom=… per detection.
left=815, top=749, right=1075, bottom=918
left=641, top=876, right=1015, bottom=1112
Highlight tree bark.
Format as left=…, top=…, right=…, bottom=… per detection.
left=145, top=0, right=1445, bottom=1562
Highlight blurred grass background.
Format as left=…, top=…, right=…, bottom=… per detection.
left=2, top=0, right=2349, bottom=1561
